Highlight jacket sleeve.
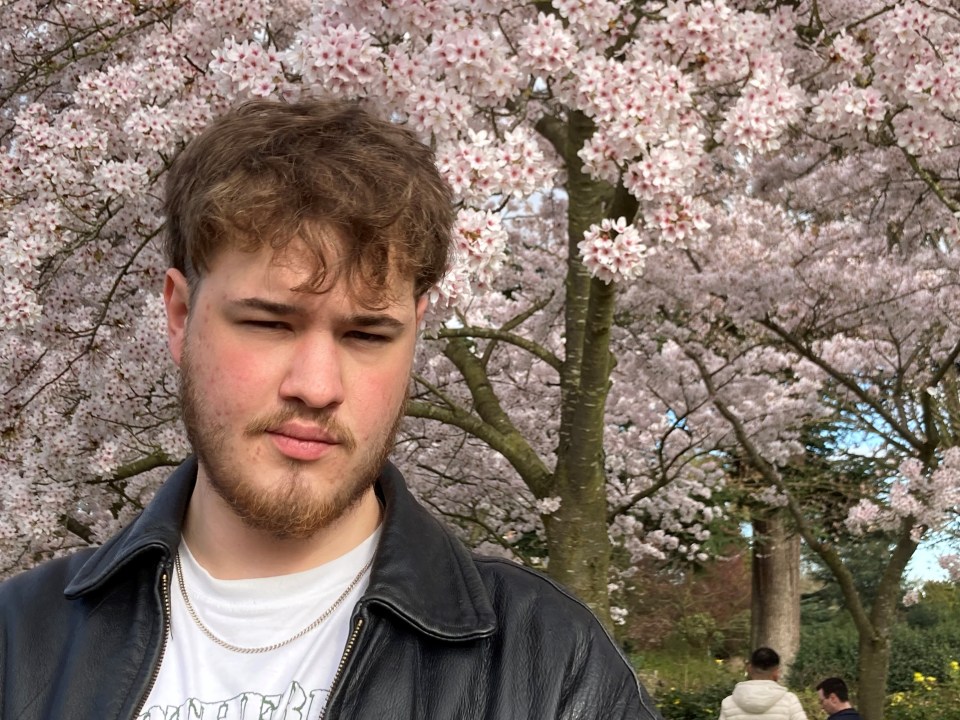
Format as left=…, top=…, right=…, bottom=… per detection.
left=787, top=691, right=808, bottom=720
left=474, top=557, right=664, bottom=719
left=560, top=661, right=662, bottom=719
left=718, top=697, right=729, bottom=720
left=557, top=621, right=663, bottom=720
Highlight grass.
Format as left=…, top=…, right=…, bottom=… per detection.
left=631, top=648, right=744, bottom=695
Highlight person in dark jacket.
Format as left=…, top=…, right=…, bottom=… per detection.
left=816, top=677, right=863, bottom=720
left=0, top=98, right=659, bottom=720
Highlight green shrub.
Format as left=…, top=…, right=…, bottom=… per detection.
left=885, top=661, right=960, bottom=720
left=789, top=620, right=859, bottom=690
left=669, top=613, right=719, bottom=653
left=789, top=616, right=960, bottom=693
left=656, top=682, right=731, bottom=720
left=888, top=621, right=960, bottom=692
left=717, top=610, right=751, bottom=659
left=633, top=649, right=742, bottom=693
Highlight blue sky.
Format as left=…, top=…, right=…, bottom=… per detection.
left=907, top=534, right=957, bottom=583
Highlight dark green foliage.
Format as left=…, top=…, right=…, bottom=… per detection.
left=801, top=534, right=901, bottom=623
left=780, top=425, right=878, bottom=538
left=660, top=610, right=751, bottom=661
left=790, top=586, right=960, bottom=694
left=789, top=619, right=860, bottom=690
left=904, top=583, right=960, bottom=628
left=887, top=621, right=960, bottom=692
left=656, top=683, right=731, bottom=720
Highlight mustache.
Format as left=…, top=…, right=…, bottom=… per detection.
left=244, top=406, right=357, bottom=452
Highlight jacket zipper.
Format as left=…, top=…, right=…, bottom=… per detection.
left=131, top=562, right=173, bottom=719
left=319, top=615, right=365, bottom=720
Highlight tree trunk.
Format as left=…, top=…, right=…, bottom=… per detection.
left=857, top=630, right=890, bottom=720
left=537, top=110, right=618, bottom=628
left=543, top=480, right=612, bottom=623
left=750, top=509, right=801, bottom=676
left=851, top=524, right=917, bottom=720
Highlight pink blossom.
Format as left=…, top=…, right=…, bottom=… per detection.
left=578, top=217, right=651, bottom=284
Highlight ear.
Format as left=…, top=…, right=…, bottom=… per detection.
left=415, top=293, right=429, bottom=327
left=164, top=269, right=191, bottom=367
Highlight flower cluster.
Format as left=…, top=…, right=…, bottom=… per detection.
left=286, top=22, right=381, bottom=98
left=211, top=38, right=285, bottom=98
left=578, top=217, right=651, bottom=284
left=435, top=127, right=555, bottom=205
left=430, top=208, right=509, bottom=311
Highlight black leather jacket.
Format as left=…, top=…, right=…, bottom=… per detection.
left=0, top=459, right=660, bottom=719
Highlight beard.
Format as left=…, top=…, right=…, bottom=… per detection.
left=178, top=341, right=404, bottom=540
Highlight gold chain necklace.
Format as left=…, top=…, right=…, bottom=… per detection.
left=174, top=551, right=373, bottom=654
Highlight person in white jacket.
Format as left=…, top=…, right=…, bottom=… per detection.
left=719, top=647, right=807, bottom=720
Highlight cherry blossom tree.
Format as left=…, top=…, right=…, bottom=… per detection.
left=628, top=199, right=960, bottom=712
left=615, top=2, right=960, bottom=705
left=3, top=0, right=960, bottom=682
left=0, top=0, right=727, bottom=615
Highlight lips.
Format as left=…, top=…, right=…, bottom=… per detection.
left=266, top=423, right=340, bottom=461
left=270, top=423, right=340, bottom=444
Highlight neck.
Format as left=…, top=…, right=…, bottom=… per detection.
left=182, top=473, right=382, bottom=579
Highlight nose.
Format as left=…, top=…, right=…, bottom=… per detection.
left=278, top=332, right=345, bottom=409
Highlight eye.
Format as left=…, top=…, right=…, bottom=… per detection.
left=242, top=320, right=291, bottom=331
left=347, top=330, right=391, bottom=343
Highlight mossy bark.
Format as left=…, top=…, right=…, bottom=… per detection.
left=750, top=509, right=801, bottom=676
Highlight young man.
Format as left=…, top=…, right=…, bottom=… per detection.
left=816, top=678, right=863, bottom=720
left=0, top=100, right=658, bottom=719
left=719, top=647, right=807, bottom=720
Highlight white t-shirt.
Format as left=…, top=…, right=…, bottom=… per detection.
left=137, top=528, right=380, bottom=720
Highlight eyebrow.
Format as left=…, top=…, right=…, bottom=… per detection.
left=230, top=298, right=408, bottom=329
left=350, top=314, right=407, bottom=330
left=232, top=298, right=301, bottom=315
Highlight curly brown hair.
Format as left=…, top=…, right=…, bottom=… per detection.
left=164, top=99, right=453, bottom=302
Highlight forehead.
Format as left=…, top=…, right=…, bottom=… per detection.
left=205, top=235, right=417, bottom=308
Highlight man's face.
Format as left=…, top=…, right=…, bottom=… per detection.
left=164, top=237, right=427, bottom=539
left=817, top=689, right=839, bottom=715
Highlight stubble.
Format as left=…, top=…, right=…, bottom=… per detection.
left=178, top=340, right=404, bottom=540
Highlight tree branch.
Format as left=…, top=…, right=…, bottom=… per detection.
left=684, top=347, right=877, bottom=640
left=435, top=327, right=561, bottom=372
left=405, top=395, right=552, bottom=497
left=760, top=316, right=923, bottom=451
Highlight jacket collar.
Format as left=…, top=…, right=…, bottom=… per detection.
left=64, top=458, right=196, bottom=597
left=64, top=457, right=496, bottom=641
left=364, top=462, right=496, bottom=640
